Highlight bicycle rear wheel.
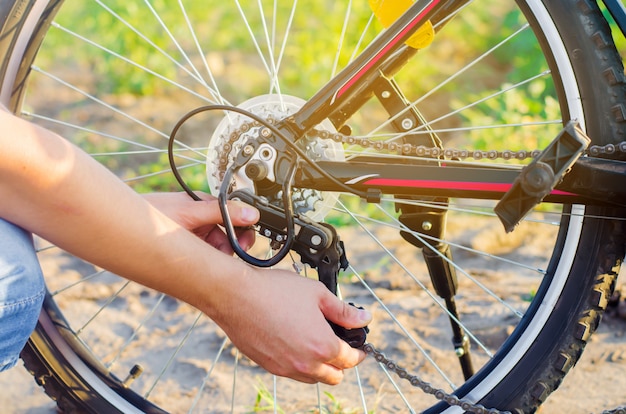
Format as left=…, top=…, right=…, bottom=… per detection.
left=1, top=0, right=625, bottom=413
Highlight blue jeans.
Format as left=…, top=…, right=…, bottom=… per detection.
left=0, top=218, right=45, bottom=372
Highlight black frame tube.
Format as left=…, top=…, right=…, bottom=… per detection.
left=295, top=157, right=626, bottom=207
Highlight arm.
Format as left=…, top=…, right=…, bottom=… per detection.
left=0, top=110, right=371, bottom=384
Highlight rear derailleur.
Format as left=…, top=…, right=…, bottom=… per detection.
left=226, top=189, right=369, bottom=348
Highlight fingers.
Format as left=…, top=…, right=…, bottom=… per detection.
left=234, top=226, right=256, bottom=251
left=319, top=293, right=372, bottom=329
left=196, top=193, right=259, bottom=227
left=192, top=193, right=259, bottom=227
left=292, top=340, right=366, bottom=385
left=269, top=342, right=364, bottom=385
left=301, top=300, right=370, bottom=384
left=201, top=225, right=256, bottom=254
left=326, top=339, right=367, bottom=370
left=193, top=195, right=258, bottom=252
left=145, top=191, right=258, bottom=252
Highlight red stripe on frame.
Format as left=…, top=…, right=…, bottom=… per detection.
left=363, top=178, right=576, bottom=196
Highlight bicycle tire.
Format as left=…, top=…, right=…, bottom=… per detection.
left=0, top=0, right=624, bottom=413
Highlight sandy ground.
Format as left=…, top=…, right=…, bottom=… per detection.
left=0, top=222, right=624, bottom=414
left=0, top=302, right=625, bottom=414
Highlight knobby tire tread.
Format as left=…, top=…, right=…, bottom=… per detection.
left=512, top=218, right=625, bottom=413
left=20, top=343, right=86, bottom=414
left=484, top=1, right=626, bottom=412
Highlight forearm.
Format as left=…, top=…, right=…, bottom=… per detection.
left=0, top=111, right=372, bottom=385
left=0, top=111, right=248, bottom=313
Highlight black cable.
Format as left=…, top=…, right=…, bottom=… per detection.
left=167, top=106, right=207, bottom=201
left=167, top=104, right=367, bottom=266
left=218, top=162, right=297, bottom=267
left=167, top=104, right=370, bottom=200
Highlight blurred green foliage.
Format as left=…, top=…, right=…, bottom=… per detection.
left=35, top=0, right=626, bottom=198
left=42, top=0, right=377, bottom=97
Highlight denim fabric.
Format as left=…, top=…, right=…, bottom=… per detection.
left=0, top=218, right=45, bottom=372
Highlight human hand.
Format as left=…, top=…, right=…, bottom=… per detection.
left=209, top=267, right=373, bottom=385
left=142, top=192, right=259, bottom=254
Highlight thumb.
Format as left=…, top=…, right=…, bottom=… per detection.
left=193, top=195, right=259, bottom=227
left=320, top=292, right=372, bottom=329
left=224, top=200, right=260, bottom=227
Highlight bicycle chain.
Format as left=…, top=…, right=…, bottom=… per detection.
left=213, top=117, right=626, bottom=178
left=306, top=122, right=626, bottom=160
left=212, top=118, right=626, bottom=413
left=360, top=343, right=510, bottom=414
left=364, top=339, right=626, bottom=414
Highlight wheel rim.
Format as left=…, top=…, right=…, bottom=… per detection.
left=4, top=0, right=594, bottom=411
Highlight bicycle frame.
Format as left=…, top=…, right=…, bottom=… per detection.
left=295, top=156, right=626, bottom=207
left=280, top=0, right=626, bottom=209
left=603, top=0, right=626, bottom=35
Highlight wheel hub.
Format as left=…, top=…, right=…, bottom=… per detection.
left=206, top=94, right=344, bottom=221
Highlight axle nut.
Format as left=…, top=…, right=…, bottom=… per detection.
left=244, top=161, right=268, bottom=181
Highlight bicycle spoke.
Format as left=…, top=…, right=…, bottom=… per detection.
left=122, top=160, right=203, bottom=184
left=378, top=363, right=416, bottom=413
left=336, top=200, right=492, bottom=358
left=332, top=203, right=549, bottom=274
left=315, top=382, right=322, bottom=413
left=176, top=0, right=229, bottom=107
left=348, top=13, right=376, bottom=63
left=271, top=0, right=298, bottom=84
left=272, top=375, right=278, bottom=414
left=353, top=366, right=370, bottom=413
left=49, top=22, right=219, bottom=105
left=330, top=0, right=354, bottom=79
left=50, top=269, right=108, bottom=296
left=230, top=348, right=240, bottom=414
left=335, top=196, right=535, bottom=355
left=144, top=311, right=204, bottom=398
left=29, top=66, right=206, bottom=161
left=349, top=263, right=458, bottom=388
left=22, top=111, right=162, bottom=152
left=106, top=293, right=167, bottom=369
left=92, top=0, right=217, bottom=95
left=187, top=337, right=229, bottom=413
left=76, top=280, right=131, bottom=335
left=90, top=148, right=207, bottom=158
left=139, top=0, right=208, bottom=87
left=378, top=205, right=547, bottom=287
left=21, top=112, right=206, bottom=165
left=388, top=70, right=552, bottom=144
left=234, top=0, right=278, bottom=96
left=415, top=24, right=531, bottom=107
left=367, top=23, right=533, bottom=137
left=254, top=0, right=283, bottom=97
